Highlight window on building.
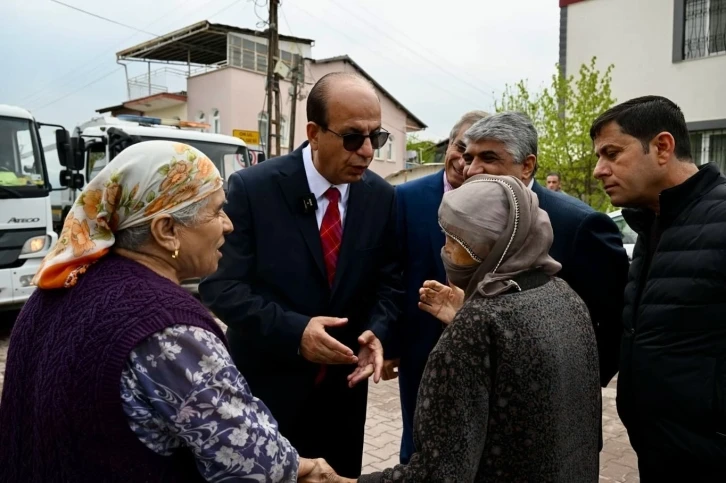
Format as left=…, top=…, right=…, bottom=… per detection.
left=228, top=34, right=303, bottom=81
left=212, top=109, right=220, bottom=134
left=388, top=134, right=395, bottom=161
left=196, top=111, right=207, bottom=132
left=258, top=112, right=269, bottom=149
left=229, top=35, right=267, bottom=73
left=690, top=129, right=726, bottom=172
left=683, top=0, right=726, bottom=59
left=280, top=116, right=289, bottom=148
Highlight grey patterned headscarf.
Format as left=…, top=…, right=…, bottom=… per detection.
left=438, top=174, right=561, bottom=299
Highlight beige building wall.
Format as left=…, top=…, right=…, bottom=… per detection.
left=144, top=104, right=188, bottom=121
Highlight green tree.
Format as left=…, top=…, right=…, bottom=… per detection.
left=406, top=133, right=437, bottom=164
left=496, top=57, right=616, bottom=211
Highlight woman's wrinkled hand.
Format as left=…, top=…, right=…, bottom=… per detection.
left=298, top=458, right=352, bottom=482
left=418, top=280, right=464, bottom=325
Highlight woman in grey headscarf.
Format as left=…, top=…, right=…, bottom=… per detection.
left=350, top=174, right=601, bottom=483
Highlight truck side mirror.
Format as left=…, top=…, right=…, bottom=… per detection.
left=68, top=137, right=85, bottom=171
left=72, top=172, right=85, bottom=189
left=59, top=170, right=85, bottom=189
left=56, top=129, right=72, bottom=168
left=59, top=170, right=70, bottom=187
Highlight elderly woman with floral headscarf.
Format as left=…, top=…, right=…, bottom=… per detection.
left=0, top=141, right=333, bottom=482
left=339, top=174, right=601, bottom=483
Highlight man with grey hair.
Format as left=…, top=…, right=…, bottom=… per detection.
left=423, top=111, right=629, bottom=395
left=382, top=110, right=489, bottom=464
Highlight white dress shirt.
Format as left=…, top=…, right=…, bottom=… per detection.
left=527, top=178, right=534, bottom=189
left=302, top=145, right=350, bottom=229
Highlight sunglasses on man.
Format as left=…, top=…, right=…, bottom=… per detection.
left=323, top=127, right=390, bottom=152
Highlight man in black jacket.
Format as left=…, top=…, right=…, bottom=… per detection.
left=592, top=95, right=726, bottom=481
left=200, top=72, right=402, bottom=478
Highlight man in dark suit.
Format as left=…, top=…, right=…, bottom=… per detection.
left=199, top=72, right=402, bottom=478
left=382, top=110, right=489, bottom=465
left=421, top=111, right=629, bottom=389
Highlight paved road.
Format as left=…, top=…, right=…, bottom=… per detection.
left=1, top=315, right=639, bottom=481
left=363, top=377, right=641, bottom=482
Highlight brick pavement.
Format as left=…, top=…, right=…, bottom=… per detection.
left=363, top=377, right=641, bottom=482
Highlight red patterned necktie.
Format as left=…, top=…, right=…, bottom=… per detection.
left=315, top=187, right=342, bottom=386
left=320, top=187, right=342, bottom=287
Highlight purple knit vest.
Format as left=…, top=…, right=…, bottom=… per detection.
left=0, top=255, right=228, bottom=482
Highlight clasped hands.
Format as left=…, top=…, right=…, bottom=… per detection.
left=381, top=280, right=465, bottom=381
left=300, top=317, right=383, bottom=388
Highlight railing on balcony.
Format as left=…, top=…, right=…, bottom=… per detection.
left=691, top=128, right=726, bottom=172
left=126, top=62, right=228, bottom=101
left=684, top=0, right=726, bottom=59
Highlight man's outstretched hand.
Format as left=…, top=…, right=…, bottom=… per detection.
left=347, top=330, right=384, bottom=388
left=300, top=317, right=358, bottom=365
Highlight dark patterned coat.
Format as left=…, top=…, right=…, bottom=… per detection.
left=360, top=271, right=601, bottom=483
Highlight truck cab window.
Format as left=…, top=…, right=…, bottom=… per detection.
left=0, top=117, right=43, bottom=187
left=87, top=143, right=107, bottom=183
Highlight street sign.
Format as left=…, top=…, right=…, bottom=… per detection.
left=232, top=129, right=260, bottom=145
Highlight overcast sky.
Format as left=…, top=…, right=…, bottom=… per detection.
left=1, top=0, right=560, bottom=141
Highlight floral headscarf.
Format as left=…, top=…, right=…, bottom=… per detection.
left=33, top=140, right=223, bottom=289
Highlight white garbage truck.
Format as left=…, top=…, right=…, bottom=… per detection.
left=0, top=105, right=80, bottom=310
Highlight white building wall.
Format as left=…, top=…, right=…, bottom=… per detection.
left=565, top=0, right=726, bottom=124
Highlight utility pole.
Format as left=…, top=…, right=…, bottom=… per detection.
left=288, top=55, right=301, bottom=151
left=265, top=0, right=281, bottom=158
left=274, top=75, right=282, bottom=156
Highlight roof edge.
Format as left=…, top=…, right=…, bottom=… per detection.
left=309, top=55, right=427, bottom=130
left=117, top=20, right=314, bottom=60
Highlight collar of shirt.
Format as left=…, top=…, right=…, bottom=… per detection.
left=302, top=145, right=350, bottom=205
left=443, top=170, right=454, bottom=193
left=527, top=178, right=534, bottom=189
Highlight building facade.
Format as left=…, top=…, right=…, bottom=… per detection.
left=99, top=21, right=427, bottom=178
left=561, top=0, right=726, bottom=170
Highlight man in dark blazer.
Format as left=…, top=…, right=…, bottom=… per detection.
left=199, top=72, right=402, bottom=478
left=384, top=110, right=489, bottom=464
left=422, top=111, right=629, bottom=389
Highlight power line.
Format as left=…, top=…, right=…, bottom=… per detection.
left=209, top=0, right=249, bottom=21
left=49, top=0, right=154, bottom=34
left=326, top=0, right=500, bottom=101
left=252, top=0, right=269, bottom=28
left=286, top=2, right=483, bottom=107
left=31, top=67, right=124, bottom=112
left=24, top=0, right=239, bottom=107
left=19, top=0, right=200, bottom=106
left=27, top=0, right=245, bottom=110
left=279, top=6, right=317, bottom=85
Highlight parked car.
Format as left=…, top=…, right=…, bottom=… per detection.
left=608, top=209, right=636, bottom=261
